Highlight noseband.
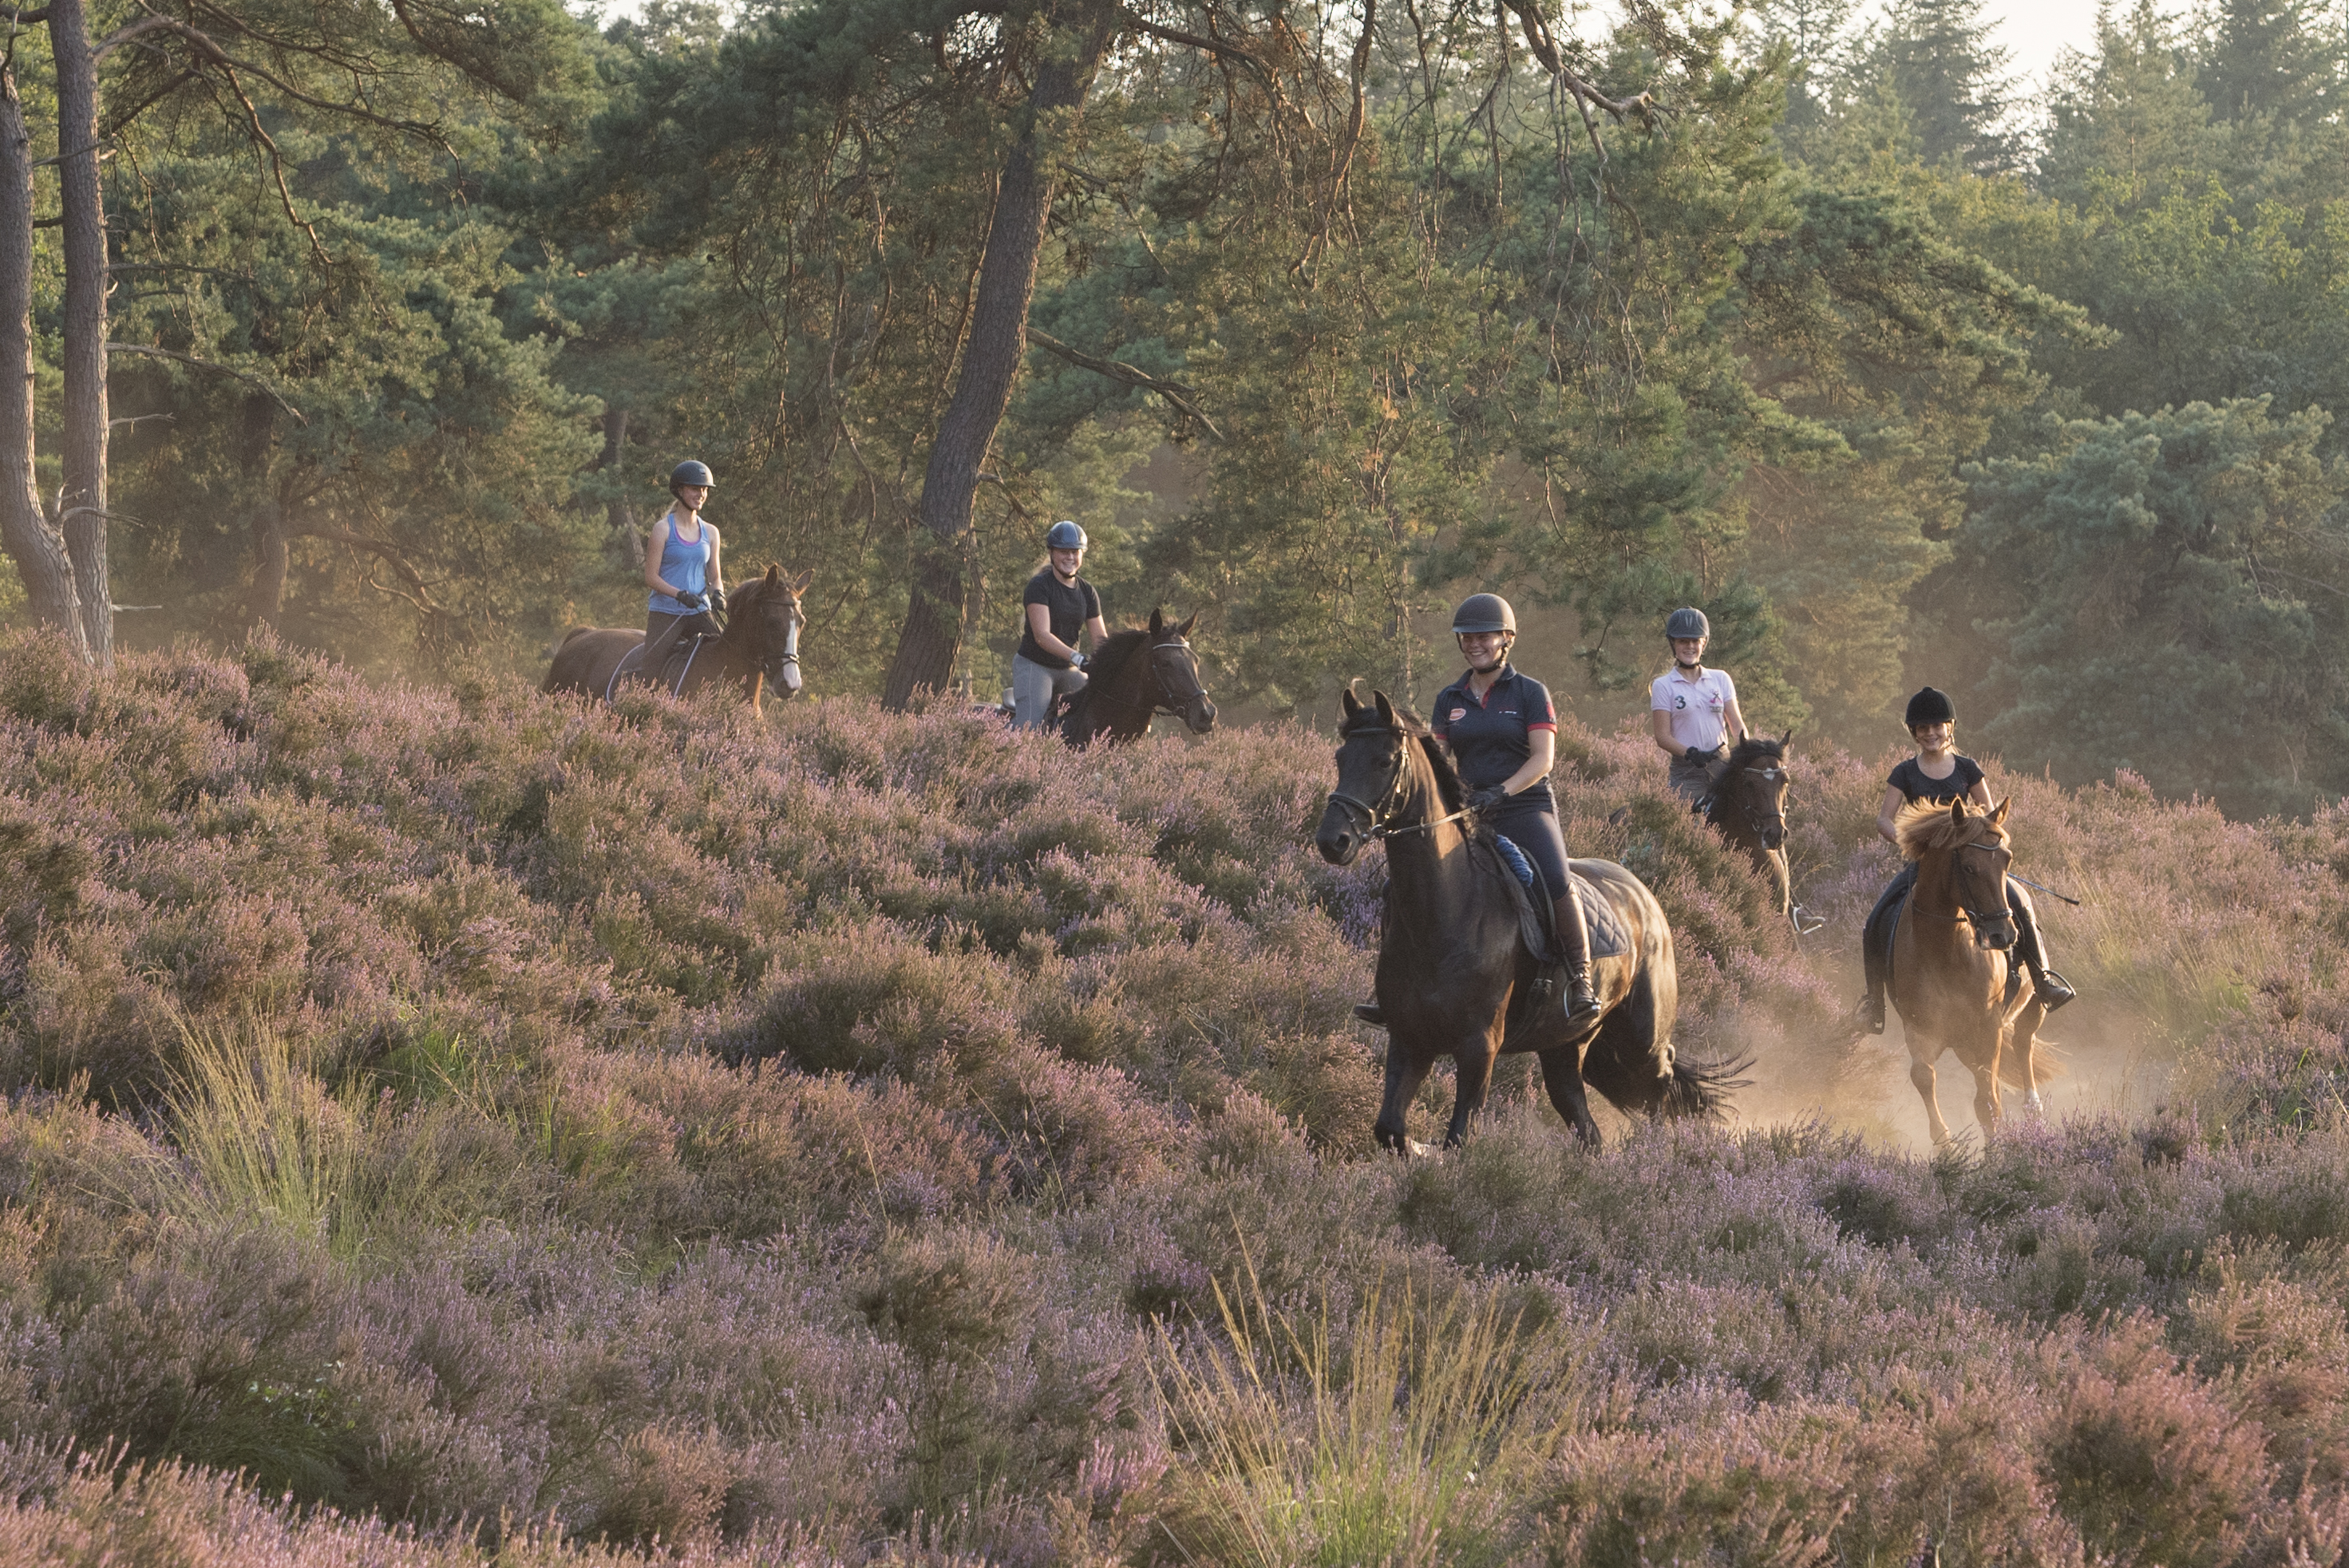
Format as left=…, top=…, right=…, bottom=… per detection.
left=1146, top=637, right=1208, bottom=717
left=1326, top=727, right=1473, bottom=840
left=1916, top=835, right=2015, bottom=932
left=1734, top=763, right=1787, bottom=843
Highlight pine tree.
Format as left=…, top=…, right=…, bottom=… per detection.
left=1863, top=0, right=2021, bottom=176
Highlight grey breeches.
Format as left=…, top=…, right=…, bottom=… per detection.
left=1012, top=654, right=1088, bottom=729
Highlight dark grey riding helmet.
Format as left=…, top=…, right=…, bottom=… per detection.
left=1904, top=686, right=1956, bottom=727
left=1451, top=593, right=1517, bottom=634
left=1046, top=520, right=1088, bottom=551
left=670, top=460, right=715, bottom=492
left=1665, top=606, right=1710, bottom=641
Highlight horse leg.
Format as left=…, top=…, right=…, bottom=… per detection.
left=1374, top=1039, right=1437, bottom=1156
left=1536, top=1043, right=1601, bottom=1147
left=2013, top=999, right=2048, bottom=1118
left=1908, top=1048, right=1954, bottom=1148
left=1580, top=970, right=1668, bottom=1119
left=1443, top=1040, right=1497, bottom=1149
left=1969, top=1051, right=2005, bottom=1138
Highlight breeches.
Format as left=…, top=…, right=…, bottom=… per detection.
left=1484, top=798, right=1572, bottom=903
left=1011, top=654, right=1088, bottom=729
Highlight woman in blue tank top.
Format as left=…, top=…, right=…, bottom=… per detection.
left=643, top=460, right=726, bottom=669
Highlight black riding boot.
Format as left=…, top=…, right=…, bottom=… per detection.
left=2010, top=897, right=2077, bottom=1010
left=1556, top=887, right=1600, bottom=1029
left=1854, top=867, right=1911, bottom=1035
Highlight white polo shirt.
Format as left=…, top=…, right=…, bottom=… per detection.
left=1651, top=666, right=1738, bottom=752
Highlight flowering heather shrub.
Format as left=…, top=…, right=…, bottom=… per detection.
left=7, top=631, right=2349, bottom=1560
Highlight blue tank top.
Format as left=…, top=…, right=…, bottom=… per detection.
left=648, top=513, right=711, bottom=614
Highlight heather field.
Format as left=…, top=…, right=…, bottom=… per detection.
left=4, top=631, right=2349, bottom=1566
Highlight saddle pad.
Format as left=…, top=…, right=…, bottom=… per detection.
left=1488, top=835, right=1627, bottom=959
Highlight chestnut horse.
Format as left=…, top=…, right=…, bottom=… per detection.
left=1058, top=607, right=1217, bottom=745
left=543, top=567, right=809, bottom=715
left=1315, top=688, right=1739, bottom=1153
left=1887, top=796, right=2048, bottom=1145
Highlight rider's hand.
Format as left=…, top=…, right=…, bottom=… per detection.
left=1683, top=745, right=1710, bottom=766
left=674, top=590, right=703, bottom=610
left=706, top=586, right=727, bottom=615
left=1466, top=784, right=1509, bottom=812
left=1070, top=650, right=1086, bottom=669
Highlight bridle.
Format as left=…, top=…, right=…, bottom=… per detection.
left=1720, top=757, right=1787, bottom=847
left=1145, top=635, right=1208, bottom=717
left=1325, top=726, right=1473, bottom=840
left=1914, top=833, right=2015, bottom=938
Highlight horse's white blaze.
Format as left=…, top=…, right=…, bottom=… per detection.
left=780, top=619, right=804, bottom=693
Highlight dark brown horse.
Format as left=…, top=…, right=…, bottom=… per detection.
left=1059, top=607, right=1216, bottom=746
left=1315, top=688, right=1738, bottom=1153
left=1888, top=796, right=2048, bottom=1146
left=543, top=566, right=809, bottom=716
left=1704, top=733, right=1801, bottom=928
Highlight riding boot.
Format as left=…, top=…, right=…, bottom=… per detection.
left=1554, top=888, right=1600, bottom=1028
left=1353, top=1001, right=1385, bottom=1026
left=2011, top=900, right=2077, bottom=1011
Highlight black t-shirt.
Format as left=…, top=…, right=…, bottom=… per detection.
left=1430, top=666, right=1559, bottom=798
left=1018, top=569, right=1101, bottom=670
left=1888, top=753, right=1985, bottom=806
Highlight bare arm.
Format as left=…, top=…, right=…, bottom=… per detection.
left=703, top=524, right=722, bottom=598
left=1084, top=613, right=1109, bottom=650
left=1026, top=602, right=1080, bottom=662
left=1651, top=708, right=1681, bottom=758
left=1500, top=729, right=1556, bottom=797
left=1721, top=693, right=1749, bottom=748
left=1967, top=776, right=1995, bottom=810
left=643, top=514, right=672, bottom=596
left=1876, top=784, right=1906, bottom=845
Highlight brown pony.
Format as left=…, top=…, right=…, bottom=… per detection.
left=543, top=566, right=810, bottom=716
left=1315, top=688, right=1739, bottom=1153
left=1703, top=733, right=1793, bottom=924
left=1058, top=607, right=1216, bottom=746
left=1888, top=796, right=2048, bottom=1145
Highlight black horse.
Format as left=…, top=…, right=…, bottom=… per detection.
left=1315, top=688, right=1740, bottom=1153
left=1059, top=607, right=1216, bottom=746
left=1703, top=733, right=1805, bottom=929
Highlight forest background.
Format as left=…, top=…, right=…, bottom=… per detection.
left=1, top=0, right=2347, bottom=816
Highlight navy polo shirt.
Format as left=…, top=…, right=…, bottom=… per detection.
left=1431, top=666, right=1558, bottom=796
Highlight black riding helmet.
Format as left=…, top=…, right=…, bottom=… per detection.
left=1904, top=686, right=1956, bottom=728
left=670, top=460, right=714, bottom=493
left=1046, top=519, right=1088, bottom=551
left=1451, top=593, right=1517, bottom=635
left=1665, top=606, right=1710, bottom=641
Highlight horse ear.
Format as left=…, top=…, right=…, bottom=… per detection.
left=1176, top=610, right=1197, bottom=637
left=1739, top=727, right=1750, bottom=744
left=1374, top=690, right=1397, bottom=727
left=1989, top=796, right=2011, bottom=827
left=1782, top=727, right=1794, bottom=747
left=764, top=563, right=781, bottom=584
left=1950, top=798, right=1967, bottom=823
left=1149, top=606, right=1165, bottom=634
left=788, top=569, right=813, bottom=594
left=1341, top=685, right=1362, bottom=717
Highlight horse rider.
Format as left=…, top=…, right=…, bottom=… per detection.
left=641, top=460, right=726, bottom=674
left=1853, top=685, right=2078, bottom=1034
left=1013, top=519, right=1109, bottom=730
left=1354, top=594, right=1602, bottom=1031
left=1651, top=606, right=1747, bottom=808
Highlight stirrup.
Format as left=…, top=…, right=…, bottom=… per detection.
left=2033, top=969, right=2077, bottom=1010
left=1563, top=980, right=1600, bottom=1027
left=1353, top=1001, right=1386, bottom=1026
left=1854, top=994, right=1886, bottom=1036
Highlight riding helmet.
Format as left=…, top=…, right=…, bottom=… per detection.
left=1665, top=606, right=1710, bottom=641
left=1046, top=520, right=1088, bottom=551
left=670, top=460, right=715, bottom=492
left=1904, top=686, right=1956, bottom=728
left=1450, top=593, right=1517, bottom=635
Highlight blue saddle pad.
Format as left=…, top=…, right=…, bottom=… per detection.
left=1493, top=833, right=1537, bottom=889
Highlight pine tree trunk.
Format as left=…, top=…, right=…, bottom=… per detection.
left=880, top=6, right=1113, bottom=709
left=51, top=0, right=111, bottom=669
left=0, top=67, right=91, bottom=658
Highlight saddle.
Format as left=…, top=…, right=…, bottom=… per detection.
left=604, top=634, right=715, bottom=702
left=1476, top=833, right=1624, bottom=1051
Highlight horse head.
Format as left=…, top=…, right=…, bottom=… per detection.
left=1722, top=730, right=1790, bottom=851
left=1936, top=803, right=2011, bottom=948
left=1145, top=606, right=1216, bottom=734
left=734, top=565, right=810, bottom=698
left=1319, top=685, right=1436, bottom=865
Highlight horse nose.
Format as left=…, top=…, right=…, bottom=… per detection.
left=1192, top=697, right=1217, bottom=733
left=1316, top=823, right=1357, bottom=864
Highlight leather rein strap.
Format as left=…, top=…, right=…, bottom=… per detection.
left=1327, top=727, right=1474, bottom=839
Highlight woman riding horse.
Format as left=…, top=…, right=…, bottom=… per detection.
left=1353, top=594, right=1599, bottom=1031
left=1855, top=686, right=2076, bottom=1034
left=643, top=460, right=726, bottom=669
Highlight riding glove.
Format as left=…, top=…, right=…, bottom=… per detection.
left=1466, top=784, right=1510, bottom=812
left=706, top=585, right=728, bottom=616
left=1683, top=745, right=1712, bottom=766
left=673, top=590, right=704, bottom=611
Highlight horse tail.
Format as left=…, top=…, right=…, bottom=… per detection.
left=1662, top=1051, right=1753, bottom=1121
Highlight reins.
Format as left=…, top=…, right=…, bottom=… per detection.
left=1326, top=726, right=1475, bottom=839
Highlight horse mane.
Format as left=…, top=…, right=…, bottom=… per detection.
left=1894, top=798, right=2007, bottom=862
left=1081, top=626, right=1153, bottom=688
left=1336, top=697, right=1464, bottom=815
left=1721, top=734, right=1784, bottom=774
